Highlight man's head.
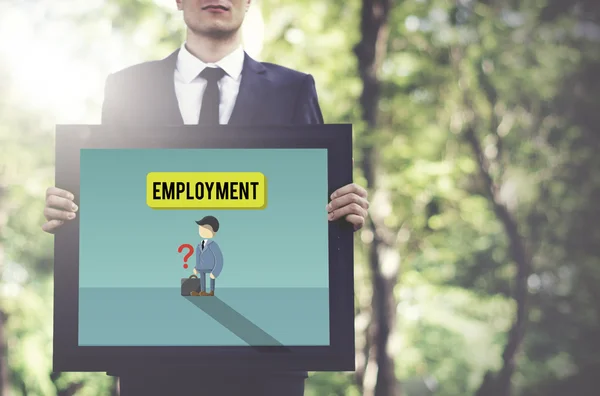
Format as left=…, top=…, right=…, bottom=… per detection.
left=176, top=0, right=251, bottom=39
left=196, top=215, right=220, bottom=238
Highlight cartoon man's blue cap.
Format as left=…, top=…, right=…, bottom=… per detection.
left=195, top=216, right=219, bottom=232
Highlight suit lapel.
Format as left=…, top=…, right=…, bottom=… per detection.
left=228, top=53, right=268, bottom=126
left=152, top=50, right=268, bottom=126
left=156, top=49, right=184, bottom=125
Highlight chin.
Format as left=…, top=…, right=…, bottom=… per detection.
left=191, top=22, right=240, bottom=39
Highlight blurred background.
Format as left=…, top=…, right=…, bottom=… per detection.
left=1, top=0, right=599, bottom=395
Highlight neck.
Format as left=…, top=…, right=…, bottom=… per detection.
left=185, top=29, right=242, bottom=63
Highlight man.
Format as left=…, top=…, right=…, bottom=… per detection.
left=43, top=0, right=369, bottom=394
left=191, top=215, right=223, bottom=296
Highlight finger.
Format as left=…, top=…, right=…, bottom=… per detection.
left=330, top=183, right=367, bottom=200
left=44, top=207, right=77, bottom=221
left=46, top=194, right=78, bottom=212
left=41, top=219, right=64, bottom=234
left=345, top=214, right=365, bottom=231
left=46, top=187, right=75, bottom=201
left=327, top=193, right=369, bottom=212
left=328, top=202, right=368, bottom=221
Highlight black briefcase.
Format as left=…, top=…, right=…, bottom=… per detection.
left=181, top=274, right=200, bottom=296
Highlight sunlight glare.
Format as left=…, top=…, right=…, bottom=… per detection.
left=0, top=0, right=266, bottom=123
left=0, top=7, right=104, bottom=123
left=242, top=1, right=265, bottom=60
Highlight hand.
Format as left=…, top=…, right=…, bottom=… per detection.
left=327, top=183, right=369, bottom=231
left=42, top=187, right=78, bottom=234
left=210, top=273, right=215, bottom=280
left=193, top=268, right=198, bottom=275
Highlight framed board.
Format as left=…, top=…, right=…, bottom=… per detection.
left=52, top=124, right=355, bottom=373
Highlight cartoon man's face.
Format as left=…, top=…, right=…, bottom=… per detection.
left=199, top=224, right=215, bottom=239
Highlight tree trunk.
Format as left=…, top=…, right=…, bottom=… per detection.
left=465, top=126, right=531, bottom=396
left=354, top=307, right=371, bottom=393
left=0, top=183, right=9, bottom=396
left=354, top=1, right=400, bottom=395
left=450, top=46, right=532, bottom=396
left=0, top=310, right=7, bottom=396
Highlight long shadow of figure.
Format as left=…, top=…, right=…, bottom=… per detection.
left=184, top=296, right=291, bottom=353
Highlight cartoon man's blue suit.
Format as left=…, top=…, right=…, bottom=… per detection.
left=191, top=215, right=223, bottom=296
left=195, top=239, right=223, bottom=293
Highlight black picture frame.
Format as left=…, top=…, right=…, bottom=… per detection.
left=52, top=124, right=355, bottom=374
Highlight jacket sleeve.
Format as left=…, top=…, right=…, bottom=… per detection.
left=210, top=244, right=224, bottom=277
left=291, top=74, right=324, bottom=125
left=101, top=73, right=119, bottom=125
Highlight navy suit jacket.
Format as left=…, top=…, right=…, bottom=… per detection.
left=99, top=49, right=323, bottom=382
left=101, top=48, right=324, bottom=126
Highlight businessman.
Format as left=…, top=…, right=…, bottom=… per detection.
left=191, top=215, right=223, bottom=296
left=43, top=0, right=369, bottom=394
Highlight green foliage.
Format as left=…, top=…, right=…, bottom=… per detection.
left=1, top=0, right=599, bottom=395
left=305, top=372, right=360, bottom=396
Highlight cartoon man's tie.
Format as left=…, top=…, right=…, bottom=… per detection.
left=201, top=240, right=206, bottom=250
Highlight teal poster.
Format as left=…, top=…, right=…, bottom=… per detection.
left=78, top=148, right=330, bottom=347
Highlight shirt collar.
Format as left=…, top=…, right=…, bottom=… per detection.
left=176, top=42, right=245, bottom=83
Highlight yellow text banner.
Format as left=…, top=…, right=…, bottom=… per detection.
left=146, top=172, right=267, bottom=209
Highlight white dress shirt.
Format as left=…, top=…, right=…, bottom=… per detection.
left=174, top=43, right=245, bottom=125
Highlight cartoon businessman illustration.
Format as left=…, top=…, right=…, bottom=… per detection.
left=190, top=215, right=223, bottom=296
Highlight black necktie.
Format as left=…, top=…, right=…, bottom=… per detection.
left=198, top=67, right=226, bottom=125
left=201, top=240, right=205, bottom=250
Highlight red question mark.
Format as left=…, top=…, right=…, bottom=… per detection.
left=178, top=244, right=194, bottom=269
